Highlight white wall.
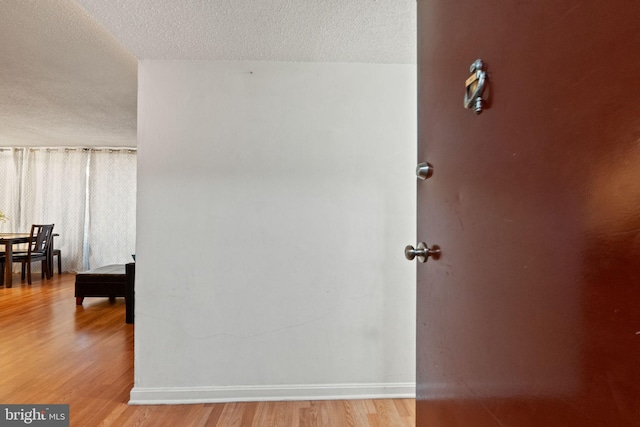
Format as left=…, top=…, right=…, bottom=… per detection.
left=132, top=60, right=416, bottom=403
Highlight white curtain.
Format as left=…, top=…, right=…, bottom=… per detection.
left=0, top=149, right=22, bottom=231
left=87, top=149, right=137, bottom=269
left=21, top=148, right=89, bottom=272
left=0, top=147, right=136, bottom=273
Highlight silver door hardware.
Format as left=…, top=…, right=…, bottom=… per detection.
left=405, top=242, right=441, bottom=263
left=416, top=162, right=433, bottom=180
left=464, top=59, right=487, bottom=114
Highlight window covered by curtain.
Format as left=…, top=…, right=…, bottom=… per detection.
left=0, top=149, right=22, bottom=228
left=0, top=147, right=136, bottom=273
left=87, top=149, right=136, bottom=269
left=21, top=148, right=89, bottom=272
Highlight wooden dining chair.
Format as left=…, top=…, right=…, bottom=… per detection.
left=48, top=233, right=62, bottom=276
left=52, top=248, right=62, bottom=275
left=11, top=224, right=55, bottom=285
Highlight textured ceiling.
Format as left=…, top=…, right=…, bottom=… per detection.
left=74, top=0, right=416, bottom=63
left=0, top=0, right=415, bottom=148
left=0, top=0, right=137, bottom=147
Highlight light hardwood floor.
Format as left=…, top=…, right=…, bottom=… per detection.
left=0, top=272, right=415, bottom=426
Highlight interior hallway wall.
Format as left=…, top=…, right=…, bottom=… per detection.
left=132, top=60, right=417, bottom=403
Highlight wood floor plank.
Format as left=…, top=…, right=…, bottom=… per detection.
left=373, top=400, right=404, bottom=427
left=343, top=399, right=372, bottom=427
left=218, top=402, right=247, bottom=427
left=203, top=403, right=226, bottom=426
left=298, top=406, right=314, bottom=427
left=0, top=273, right=415, bottom=426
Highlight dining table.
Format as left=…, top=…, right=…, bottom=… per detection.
left=0, top=233, right=32, bottom=288
left=0, top=232, right=59, bottom=288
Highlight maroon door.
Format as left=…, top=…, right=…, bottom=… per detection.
left=416, top=1, right=640, bottom=426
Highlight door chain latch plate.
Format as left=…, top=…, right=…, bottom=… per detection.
left=464, top=59, right=487, bottom=114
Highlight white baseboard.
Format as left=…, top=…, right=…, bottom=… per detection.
left=129, top=382, right=416, bottom=405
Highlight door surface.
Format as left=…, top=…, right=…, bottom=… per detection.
left=416, top=1, right=640, bottom=426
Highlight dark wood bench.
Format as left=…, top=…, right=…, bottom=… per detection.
left=75, top=263, right=135, bottom=323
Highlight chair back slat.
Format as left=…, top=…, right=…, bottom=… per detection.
left=29, top=224, right=54, bottom=255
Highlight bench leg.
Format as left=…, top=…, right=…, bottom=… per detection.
left=76, top=297, right=84, bottom=305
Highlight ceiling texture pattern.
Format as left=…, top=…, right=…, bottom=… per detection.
left=0, top=0, right=137, bottom=146
left=74, top=0, right=416, bottom=63
left=0, top=0, right=416, bottom=147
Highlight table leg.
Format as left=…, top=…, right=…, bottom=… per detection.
left=4, top=242, right=12, bottom=288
